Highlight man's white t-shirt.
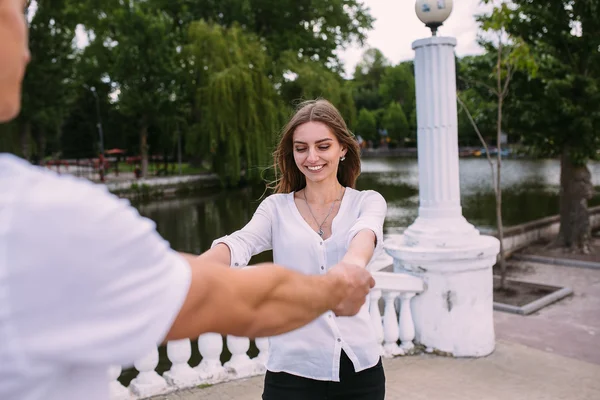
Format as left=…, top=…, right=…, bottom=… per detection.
left=0, top=154, right=192, bottom=400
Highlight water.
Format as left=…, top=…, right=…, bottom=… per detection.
left=138, top=158, right=600, bottom=255
left=125, top=157, right=599, bottom=384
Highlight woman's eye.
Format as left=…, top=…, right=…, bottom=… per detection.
left=295, top=148, right=307, bottom=152
left=319, top=146, right=330, bottom=150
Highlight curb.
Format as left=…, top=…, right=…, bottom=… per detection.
left=493, top=286, right=573, bottom=315
left=512, top=254, right=600, bottom=270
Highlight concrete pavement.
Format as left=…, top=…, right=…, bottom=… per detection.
left=149, top=340, right=599, bottom=400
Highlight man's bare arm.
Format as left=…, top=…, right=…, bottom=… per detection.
left=165, top=259, right=374, bottom=341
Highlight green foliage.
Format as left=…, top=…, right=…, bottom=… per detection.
left=356, top=108, right=377, bottom=142
left=352, top=48, right=389, bottom=111
left=500, top=0, right=600, bottom=164
left=382, top=102, right=409, bottom=144
left=185, top=21, right=283, bottom=186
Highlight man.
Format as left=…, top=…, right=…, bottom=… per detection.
left=0, top=1, right=376, bottom=399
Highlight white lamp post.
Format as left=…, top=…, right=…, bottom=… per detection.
left=384, top=0, right=500, bottom=357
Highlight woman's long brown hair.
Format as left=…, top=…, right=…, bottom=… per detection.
left=269, top=99, right=361, bottom=194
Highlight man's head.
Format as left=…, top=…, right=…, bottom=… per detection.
left=0, top=0, right=30, bottom=122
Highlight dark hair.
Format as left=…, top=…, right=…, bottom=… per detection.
left=269, top=99, right=361, bottom=193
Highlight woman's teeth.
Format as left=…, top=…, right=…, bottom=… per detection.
left=307, top=165, right=324, bottom=171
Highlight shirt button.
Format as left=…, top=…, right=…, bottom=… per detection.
left=328, top=314, right=332, bottom=318
left=320, top=266, right=324, bottom=270
left=337, top=338, right=341, bottom=342
left=234, top=263, right=239, bottom=266
left=320, top=242, right=323, bottom=246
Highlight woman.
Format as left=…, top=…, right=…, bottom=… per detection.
left=200, top=99, right=387, bottom=400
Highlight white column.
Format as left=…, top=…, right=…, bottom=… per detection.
left=384, top=36, right=500, bottom=358
left=403, top=37, right=480, bottom=248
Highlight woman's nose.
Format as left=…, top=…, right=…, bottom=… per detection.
left=307, top=148, right=319, bottom=163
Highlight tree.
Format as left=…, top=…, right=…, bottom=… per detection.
left=461, top=0, right=536, bottom=288
left=503, top=0, right=600, bottom=253
left=185, top=21, right=283, bottom=186
left=379, top=62, right=416, bottom=133
left=16, top=0, right=81, bottom=162
left=105, top=2, right=181, bottom=178
left=382, top=102, right=409, bottom=145
left=151, top=0, right=374, bottom=70
left=356, top=108, right=377, bottom=142
left=352, top=48, right=389, bottom=111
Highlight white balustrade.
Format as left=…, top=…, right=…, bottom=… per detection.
left=195, top=333, right=228, bottom=383
left=398, top=293, right=417, bottom=350
left=369, top=289, right=385, bottom=356
left=254, top=337, right=270, bottom=372
left=107, top=366, right=132, bottom=400
left=163, top=339, right=200, bottom=388
left=129, top=347, right=169, bottom=398
left=224, top=335, right=257, bottom=378
left=107, top=271, right=425, bottom=400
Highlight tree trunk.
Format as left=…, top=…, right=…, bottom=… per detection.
left=20, top=121, right=31, bottom=161
left=35, top=126, right=46, bottom=165
left=496, top=41, right=507, bottom=289
left=140, top=115, right=149, bottom=178
left=554, top=150, right=593, bottom=253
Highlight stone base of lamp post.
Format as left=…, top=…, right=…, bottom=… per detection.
left=385, top=233, right=499, bottom=357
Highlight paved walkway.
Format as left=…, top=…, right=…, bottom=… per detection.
left=150, top=340, right=599, bottom=400
left=148, top=258, right=600, bottom=400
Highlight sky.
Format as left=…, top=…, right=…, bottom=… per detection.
left=338, top=0, right=489, bottom=77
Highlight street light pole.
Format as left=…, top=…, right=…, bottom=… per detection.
left=87, top=86, right=105, bottom=182
left=384, top=0, right=500, bottom=357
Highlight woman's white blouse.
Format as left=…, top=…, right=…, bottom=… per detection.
left=212, top=187, right=387, bottom=381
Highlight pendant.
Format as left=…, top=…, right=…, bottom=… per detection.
left=318, top=229, right=324, bottom=237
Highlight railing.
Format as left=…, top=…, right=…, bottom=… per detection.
left=109, top=271, right=425, bottom=400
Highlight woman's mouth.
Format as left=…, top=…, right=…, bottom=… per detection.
left=306, top=165, right=325, bottom=172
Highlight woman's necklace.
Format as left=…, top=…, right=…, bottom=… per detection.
left=303, top=185, right=344, bottom=237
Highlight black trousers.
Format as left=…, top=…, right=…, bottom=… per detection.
left=262, top=352, right=385, bottom=400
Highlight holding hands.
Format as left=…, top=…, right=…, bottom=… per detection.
left=327, top=262, right=375, bottom=317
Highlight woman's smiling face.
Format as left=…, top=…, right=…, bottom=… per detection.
left=292, top=121, right=346, bottom=184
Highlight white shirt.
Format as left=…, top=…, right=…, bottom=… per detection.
left=212, top=187, right=387, bottom=381
left=0, top=154, right=191, bottom=400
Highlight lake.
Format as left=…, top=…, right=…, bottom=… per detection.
left=138, top=157, right=600, bottom=257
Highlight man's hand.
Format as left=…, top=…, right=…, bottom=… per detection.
left=327, top=262, right=376, bottom=317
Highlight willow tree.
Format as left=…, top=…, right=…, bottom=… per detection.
left=185, top=21, right=284, bottom=186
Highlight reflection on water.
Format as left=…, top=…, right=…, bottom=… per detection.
left=138, top=158, right=600, bottom=253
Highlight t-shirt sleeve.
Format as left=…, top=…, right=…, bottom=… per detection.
left=7, top=173, right=191, bottom=366
left=346, top=190, right=387, bottom=255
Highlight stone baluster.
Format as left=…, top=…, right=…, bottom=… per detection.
left=108, top=365, right=132, bottom=400
left=254, top=337, right=269, bottom=372
left=164, top=339, right=200, bottom=388
left=369, top=289, right=385, bottom=356
left=195, top=333, right=228, bottom=383
left=129, top=347, right=169, bottom=398
left=398, top=292, right=417, bottom=351
left=382, top=291, right=404, bottom=357
left=224, top=335, right=256, bottom=378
